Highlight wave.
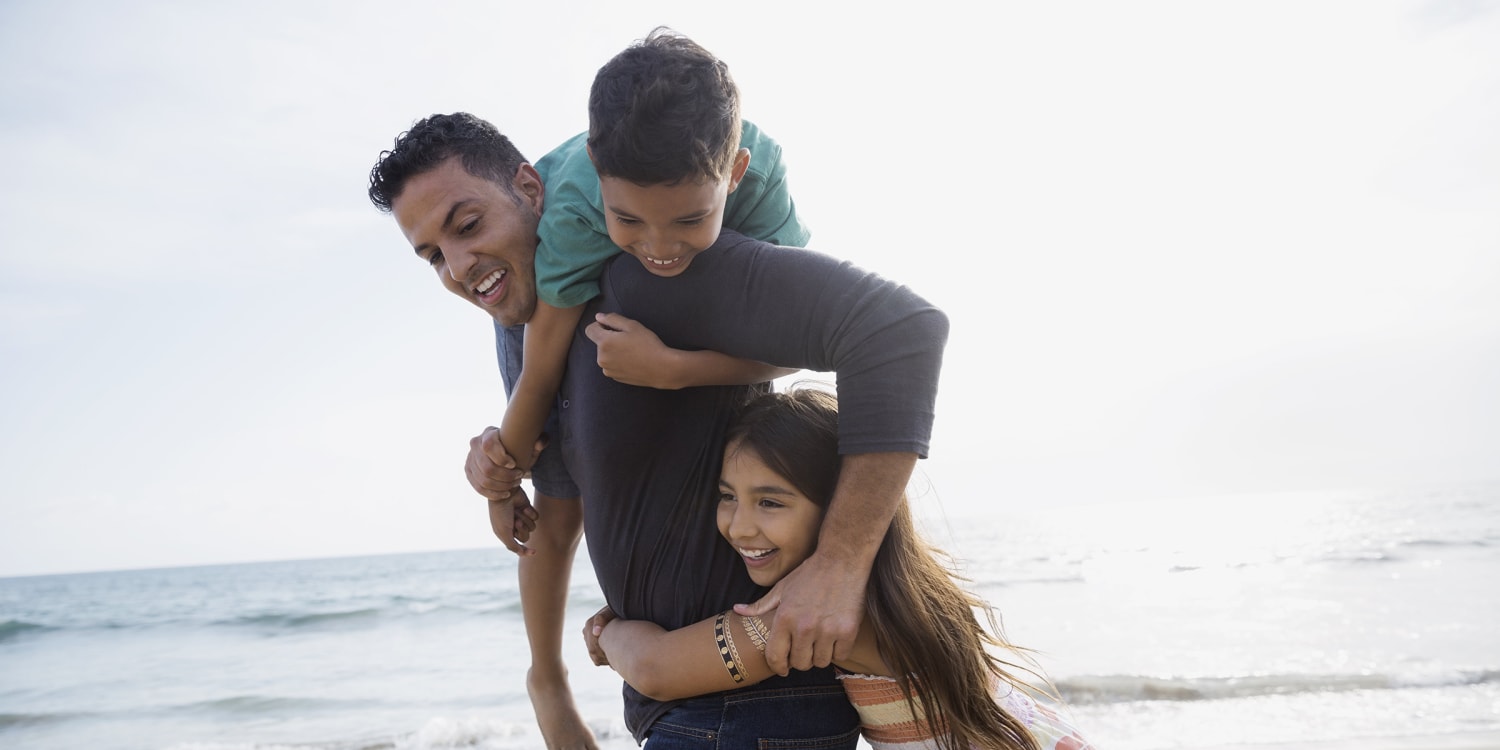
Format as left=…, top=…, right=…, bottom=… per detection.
left=1055, top=668, right=1500, bottom=704
left=221, top=608, right=386, bottom=630
left=159, top=715, right=638, bottom=750
left=0, top=711, right=83, bottom=729
left=0, top=618, right=55, bottom=642
left=170, top=694, right=367, bottom=716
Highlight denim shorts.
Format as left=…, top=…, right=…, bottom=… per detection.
left=644, top=684, right=861, bottom=750
left=494, top=320, right=580, bottom=500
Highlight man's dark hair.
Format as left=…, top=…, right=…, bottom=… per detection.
left=587, top=28, right=743, bottom=185
left=367, top=112, right=529, bottom=212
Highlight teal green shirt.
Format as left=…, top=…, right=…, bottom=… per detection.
left=533, top=120, right=811, bottom=308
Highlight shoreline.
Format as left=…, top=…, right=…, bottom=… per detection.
left=1205, top=731, right=1500, bottom=750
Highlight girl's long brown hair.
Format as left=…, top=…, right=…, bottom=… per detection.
left=726, top=388, right=1044, bottom=750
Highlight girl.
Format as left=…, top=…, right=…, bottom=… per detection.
left=588, top=388, right=1094, bottom=750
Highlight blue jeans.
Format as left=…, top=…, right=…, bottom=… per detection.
left=644, top=684, right=861, bottom=749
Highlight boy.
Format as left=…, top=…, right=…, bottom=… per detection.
left=491, top=29, right=809, bottom=538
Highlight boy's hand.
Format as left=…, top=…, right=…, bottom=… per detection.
left=488, top=491, right=538, bottom=556
left=585, top=312, right=682, bottom=389
left=582, top=605, right=619, bottom=666
left=466, top=427, right=541, bottom=555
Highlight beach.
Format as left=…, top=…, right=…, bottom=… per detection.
left=2, top=481, right=1497, bottom=749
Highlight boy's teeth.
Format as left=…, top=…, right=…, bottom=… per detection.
left=649, top=257, right=678, bottom=265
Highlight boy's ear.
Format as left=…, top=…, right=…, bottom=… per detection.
left=726, top=148, right=751, bottom=194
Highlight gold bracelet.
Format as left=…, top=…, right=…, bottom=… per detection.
left=740, top=614, right=770, bottom=653
left=714, top=612, right=746, bottom=683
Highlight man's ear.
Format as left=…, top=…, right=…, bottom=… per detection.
left=514, top=162, right=544, bottom=213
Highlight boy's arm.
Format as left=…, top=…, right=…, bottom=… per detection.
left=501, top=301, right=586, bottom=471
left=593, top=610, right=777, bottom=702
left=587, top=312, right=799, bottom=390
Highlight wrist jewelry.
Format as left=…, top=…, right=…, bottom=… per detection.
left=714, top=612, right=746, bottom=683
left=740, top=614, right=770, bottom=653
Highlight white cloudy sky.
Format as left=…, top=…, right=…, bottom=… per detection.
left=1, top=0, right=1496, bottom=577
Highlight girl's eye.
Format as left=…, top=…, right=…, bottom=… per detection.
left=756, top=497, right=784, bottom=510
left=718, top=492, right=736, bottom=504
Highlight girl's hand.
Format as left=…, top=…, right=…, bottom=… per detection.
left=582, top=605, right=619, bottom=666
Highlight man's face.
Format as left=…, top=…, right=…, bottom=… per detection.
left=392, top=157, right=543, bottom=327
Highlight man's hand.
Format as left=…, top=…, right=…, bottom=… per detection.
left=581, top=605, right=618, bottom=666
left=467, top=427, right=540, bottom=555
left=734, top=551, right=868, bottom=676
left=466, top=426, right=527, bottom=500
left=584, top=312, right=681, bottom=389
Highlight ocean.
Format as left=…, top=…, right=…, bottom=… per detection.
left=2, top=481, right=1497, bottom=749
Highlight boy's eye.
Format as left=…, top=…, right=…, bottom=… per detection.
left=424, top=250, right=445, bottom=267
left=614, top=216, right=639, bottom=226
left=459, top=218, right=479, bottom=234
left=677, top=218, right=705, bottom=227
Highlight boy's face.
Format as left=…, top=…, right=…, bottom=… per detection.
left=597, top=149, right=750, bottom=278
left=392, top=158, right=543, bottom=327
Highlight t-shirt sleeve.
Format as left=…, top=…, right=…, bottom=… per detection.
left=723, top=120, right=812, bottom=249
left=534, top=132, right=618, bottom=309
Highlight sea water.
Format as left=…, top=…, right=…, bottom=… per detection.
left=2, top=482, right=1497, bottom=749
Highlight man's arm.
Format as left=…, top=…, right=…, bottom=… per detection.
left=734, top=452, right=916, bottom=674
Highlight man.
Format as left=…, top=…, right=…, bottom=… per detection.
left=367, top=113, right=947, bottom=748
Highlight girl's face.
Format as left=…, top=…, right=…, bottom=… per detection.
left=716, top=442, right=826, bottom=587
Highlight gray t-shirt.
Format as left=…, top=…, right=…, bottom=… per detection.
left=557, top=229, right=949, bottom=738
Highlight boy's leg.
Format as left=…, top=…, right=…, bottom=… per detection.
left=522, top=491, right=595, bottom=750
left=495, top=319, right=597, bottom=747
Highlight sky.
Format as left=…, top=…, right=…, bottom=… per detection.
left=1, top=0, right=1497, bottom=578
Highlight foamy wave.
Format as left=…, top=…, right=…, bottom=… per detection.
left=1057, top=669, right=1500, bottom=704
left=392, top=716, right=633, bottom=750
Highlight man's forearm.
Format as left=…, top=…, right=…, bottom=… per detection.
left=817, top=452, right=918, bottom=569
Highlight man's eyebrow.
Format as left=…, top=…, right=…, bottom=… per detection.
left=412, top=200, right=472, bottom=256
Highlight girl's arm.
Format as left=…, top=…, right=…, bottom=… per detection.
left=596, top=610, right=779, bottom=701
left=587, top=312, right=799, bottom=390
left=501, top=301, right=586, bottom=471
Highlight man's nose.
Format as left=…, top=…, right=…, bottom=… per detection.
left=444, top=243, right=477, bottom=284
